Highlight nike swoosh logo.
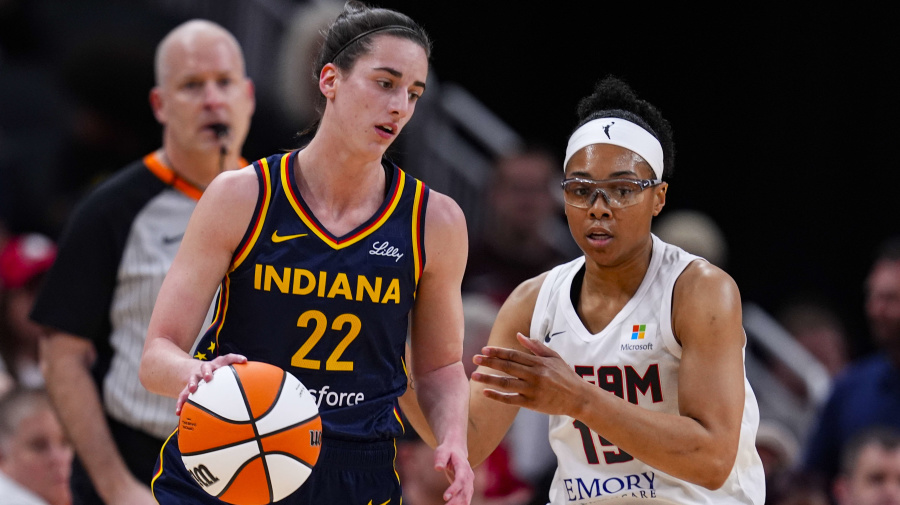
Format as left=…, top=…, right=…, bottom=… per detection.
left=545, top=331, right=565, bottom=343
left=271, top=230, right=308, bottom=243
left=162, top=233, right=184, bottom=245
left=366, top=500, right=390, bottom=505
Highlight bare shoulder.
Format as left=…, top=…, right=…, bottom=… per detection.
left=504, top=272, right=549, bottom=316
left=421, top=190, right=467, bottom=276
left=674, top=260, right=740, bottom=302
left=672, top=259, right=743, bottom=347
left=203, top=165, right=260, bottom=205
left=489, top=272, right=550, bottom=348
left=188, top=166, right=261, bottom=250
left=424, top=190, right=466, bottom=231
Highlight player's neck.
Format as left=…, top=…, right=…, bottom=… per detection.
left=575, top=257, right=650, bottom=335
left=582, top=240, right=653, bottom=299
left=295, top=143, right=386, bottom=206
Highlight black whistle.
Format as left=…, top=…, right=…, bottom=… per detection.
left=211, top=124, right=229, bottom=171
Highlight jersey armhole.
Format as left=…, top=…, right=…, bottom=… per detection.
left=529, top=259, right=580, bottom=341
left=229, top=157, right=273, bottom=271
left=411, top=179, right=429, bottom=292
left=659, top=258, right=707, bottom=359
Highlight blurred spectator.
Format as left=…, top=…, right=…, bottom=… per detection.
left=275, top=0, right=344, bottom=138
left=463, top=147, right=576, bottom=305
left=652, top=208, right=729, bottom=269
left=779, top=298, right=850, bottom=379
left=396, top=429, right=531, bottom=505
left=773, top=298, right=850, bottom=400
left=0, top=387, right=73, bottom=505
left=833, top=427, right=900, bottom=505
left=766, top=471, right=831, bottom=505
left=803, top=237, right=900, bottom=487
left=0, top=233, right=56, bottom=388
left=757, top=419, right=802, bottom=484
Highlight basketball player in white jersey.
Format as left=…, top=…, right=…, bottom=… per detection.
left=402, top=75, right=765, bottom=504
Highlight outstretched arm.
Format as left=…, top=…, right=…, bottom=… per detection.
left=473, top=261, right=748, bottom=489
left=408, top=191, right=473, bottom=504
left=401, top=273, right=545, bottom=468
left=139, top=168, right=257, bottom=412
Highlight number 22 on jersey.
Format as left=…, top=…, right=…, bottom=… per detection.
left=291, top=309, right=359, bottom=371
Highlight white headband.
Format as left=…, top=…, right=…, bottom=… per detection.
left=564, top=118, right=664, bottom=180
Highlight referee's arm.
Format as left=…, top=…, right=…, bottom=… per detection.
left=41, top=330, right=157, bottom=504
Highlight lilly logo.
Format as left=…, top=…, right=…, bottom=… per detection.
left=369, top=241, right=403, bottom=262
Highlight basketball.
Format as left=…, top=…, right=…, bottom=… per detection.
left=178, top=361, right=322, bottom=505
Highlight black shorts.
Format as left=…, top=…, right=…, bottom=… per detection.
left=152, top=431, right=401, bottom=504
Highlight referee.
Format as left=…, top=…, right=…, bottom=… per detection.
left=30, top=20, right=255, bottom=505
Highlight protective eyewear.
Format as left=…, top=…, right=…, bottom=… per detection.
left=560, top=177, right=663, bottom=209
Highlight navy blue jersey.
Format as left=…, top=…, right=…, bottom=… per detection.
left=193, top=151, right=428, bottom=442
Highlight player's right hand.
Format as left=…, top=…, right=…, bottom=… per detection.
left=433, top=441, right=474, bottom=505
left=175, top=353, right=247, bottom=415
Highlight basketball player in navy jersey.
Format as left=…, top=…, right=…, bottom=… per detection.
left=140, top=2, right=474, bottom=504
left=403, top=76, right=765, bottom=504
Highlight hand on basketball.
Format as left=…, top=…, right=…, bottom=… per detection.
left=433, top=441, right=474, bottom=505
left=175, top=353, right=247, bottom=415
left=471, top=333, right=587, bottom=417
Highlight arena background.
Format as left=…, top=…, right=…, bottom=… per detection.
left=360, top=1, right=900, bottom=357
left=0, top=1, right=896, bottom=356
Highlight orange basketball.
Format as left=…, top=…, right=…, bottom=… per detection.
left=178, top=361, right=322, bottom=505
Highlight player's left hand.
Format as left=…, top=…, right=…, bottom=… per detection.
left=433, top=441, right=474, bottom=505
left=175, top=353, right=248, bottom=415
left=472, top=333, right=588, bottom=417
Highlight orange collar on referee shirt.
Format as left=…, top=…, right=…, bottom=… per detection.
left=143, top=152, right=249, bottom=201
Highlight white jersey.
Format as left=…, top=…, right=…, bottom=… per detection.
left=529, top=235, right=765, bottom=504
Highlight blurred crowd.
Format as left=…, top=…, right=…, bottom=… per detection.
left=2, top=1, right=900, bottom=505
